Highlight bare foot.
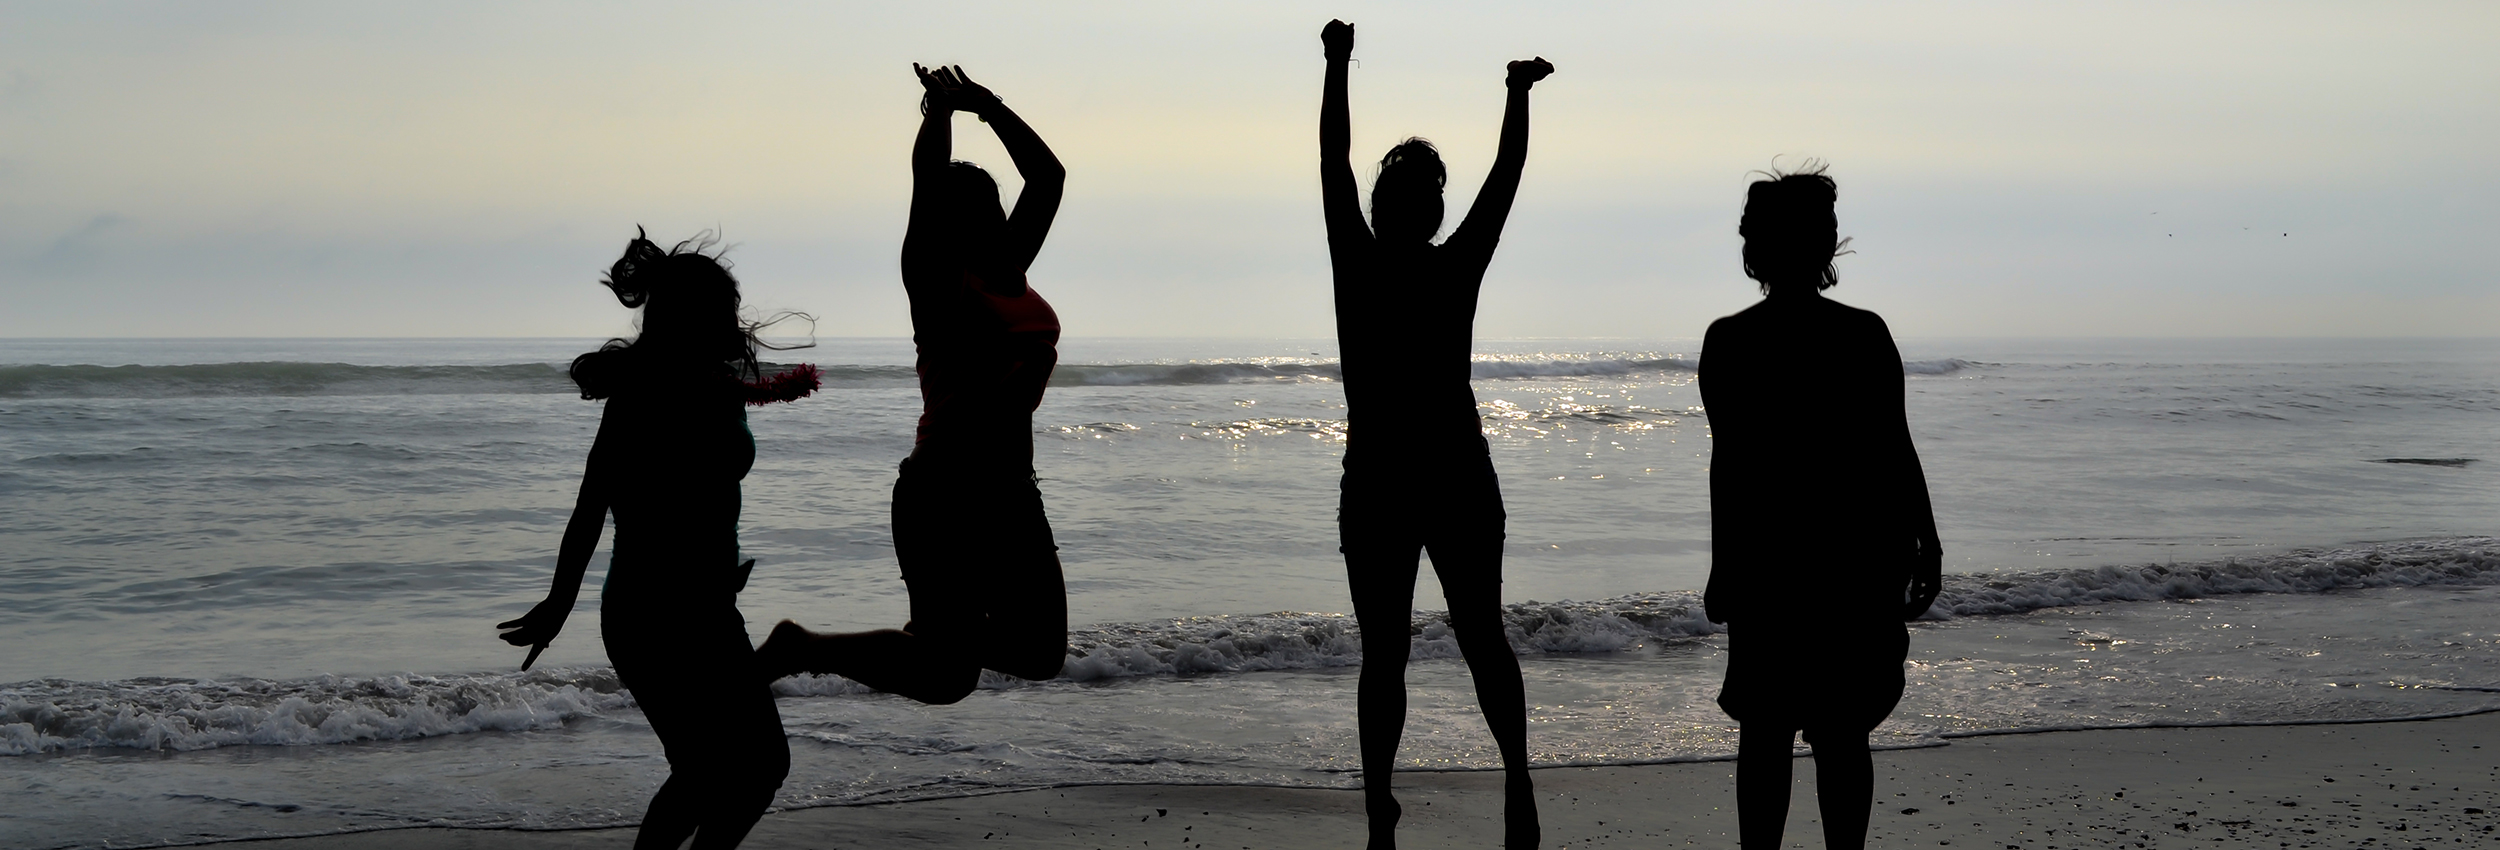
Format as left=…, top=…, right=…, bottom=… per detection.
left=755, top=619, right=814, bottom=683
left=1505, top=772, right=1539, bottom=849
left=1365, top=793, right=1400, bottom=850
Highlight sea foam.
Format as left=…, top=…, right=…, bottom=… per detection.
left=0, top=668, right=627, bottom=755
left=10, top=537, right=2485, bottom=755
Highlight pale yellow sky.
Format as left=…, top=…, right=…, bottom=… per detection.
left=3, top=1, right=2494, bottom=338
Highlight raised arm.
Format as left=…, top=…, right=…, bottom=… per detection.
left=983, top=99, right=1064, bottom=277
left=1319, top=20, right=1366, bottom=247
left=1448, top=58, right=1554, bottom=251
left=902, top=64, right=958, bottom=269
left=919, top=65, right=1063, bottom=278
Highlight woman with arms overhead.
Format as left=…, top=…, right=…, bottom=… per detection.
left=1319, top=19, right=1553, bottom=850
left=497, top=230, right=819, bottom=849
left=1699, top=164, right=1945, bottom=850
left=758, top=64, right=1069, bottom=704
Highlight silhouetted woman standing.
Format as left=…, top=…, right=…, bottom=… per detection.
left=1699, top=165, right=1944, bottom=850
left=758, top=64, right=1068, bottom=702
left=498, top=231, right=819, bottom=850
left=1319, top=19, right=1552, bottom=850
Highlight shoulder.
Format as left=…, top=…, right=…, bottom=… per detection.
left=1439, top=228, right=1499, bottom=266
left=1813, top=295, right=1889, bottom=331
left=1704, top=300, right=1774, bottom=342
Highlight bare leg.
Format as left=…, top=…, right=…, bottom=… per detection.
left=1806, top=727, right=1874, bottom=850
left=1430, top=539, right=1536, bottom=849
left=1346, top=541, right=1423, bottom=850
left=610, top=604, right=790, bottom=850
left=1736, top=724, right=1796, bottom=848
left=757, top=543, right=1064, bottom=702
left=757, top=461, right=1068, bottom=700
left=976, top=551, right=1070, bottom=681
left=630, top=775, right=700, bottom=850
left=760, top=622, right=982, bottom=705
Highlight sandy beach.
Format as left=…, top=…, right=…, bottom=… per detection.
left=211, top=711, right=2498, bottom=849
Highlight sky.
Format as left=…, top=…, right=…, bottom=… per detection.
left=2, top=1, right=2494, bottom=339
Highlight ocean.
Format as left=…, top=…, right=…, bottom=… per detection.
left=1, top=336, right=2494, bottom=848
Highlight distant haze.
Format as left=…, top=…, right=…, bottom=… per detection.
left=3, top=1, right=2493, bottom=339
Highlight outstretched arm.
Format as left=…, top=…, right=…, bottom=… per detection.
left=1449, top=57, right=1553, bottom=251
left=1319, top=20, right=1366, bottom=247
left=496, top=429, right=613, bottom=669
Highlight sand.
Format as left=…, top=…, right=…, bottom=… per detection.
left=221, top=712, right=2499, bottom=849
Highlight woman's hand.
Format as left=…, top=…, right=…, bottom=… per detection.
left=913, top=62, right=956, bottom=115
left=1506, top=57, right=1555, bottom=90
left=916, top=63, right=1002, bottom=118
left=496, top=594, right=574, bottom=671
left=1321, top=19, right=1353, bottom=61
left=1902, top=537, right=1944, bottom=620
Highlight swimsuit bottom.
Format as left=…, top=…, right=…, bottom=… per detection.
left=891, top=455, right=1060, bottom=645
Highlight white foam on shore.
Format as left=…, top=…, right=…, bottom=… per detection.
left=1038, top=537, right=2497, bottom=681
left=0, top=667, right=628, bottom=755
left=1921, top=536, right=2500, bottom=619
left=8, top=538, right=2489, bottom=756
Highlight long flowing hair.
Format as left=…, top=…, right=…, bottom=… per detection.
left=569, top=228, right=813, bottom=400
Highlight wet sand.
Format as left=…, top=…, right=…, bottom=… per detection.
left=224, top=712, right=2498, bottom=849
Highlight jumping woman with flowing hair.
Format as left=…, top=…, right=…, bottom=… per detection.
left=757, top=64, right=1069, bottom=703
left=1699, top=163, right=1944, bottom=850
left=1319, top=19, right=1553, bottom=850
left=497, top=231, right=820, bottom=850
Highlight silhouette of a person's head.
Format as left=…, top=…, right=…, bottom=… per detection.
left=1371, top=138, right=1446, bottom=245
left=935, top=161, right=1008, bottom=257
left=1738, top=164, right=1851, bottom=294
left=603, top=232, right=750, bottom=362
left=572, top=230, right=762, bottom=398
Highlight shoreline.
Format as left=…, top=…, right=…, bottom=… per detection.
left=201, top=711, right=2499, bottom=849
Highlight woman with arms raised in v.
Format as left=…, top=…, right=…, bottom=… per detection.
left=759, top=64, right=1068, bottom=703
left=1319, top=19, right=1553, bottom=850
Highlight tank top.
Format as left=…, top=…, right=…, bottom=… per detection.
left=911, top=269, right=1060, bottom=462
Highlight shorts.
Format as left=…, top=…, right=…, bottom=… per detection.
left=891, top=455, right=1062, bottom=646
left=1337, top=450, right=1507, bottom=556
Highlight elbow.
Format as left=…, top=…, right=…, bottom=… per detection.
left=1030, top=163, right=1067, bottom=185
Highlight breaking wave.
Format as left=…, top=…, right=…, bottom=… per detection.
left=11, top=538, right=2486, bottom=755
left=0, top=668, right=628, bottom=755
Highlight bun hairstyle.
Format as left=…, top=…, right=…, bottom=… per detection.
left=1738, top=161, right=1853, bottom=294
left=571, top=227, right=817, bottom=403
left=1370, top=138, right=1447, bottom=239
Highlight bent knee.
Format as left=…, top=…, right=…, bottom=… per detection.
left=912, top=668, right=983, bottom=706
left=996, top=651, right=1066, bottom=682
